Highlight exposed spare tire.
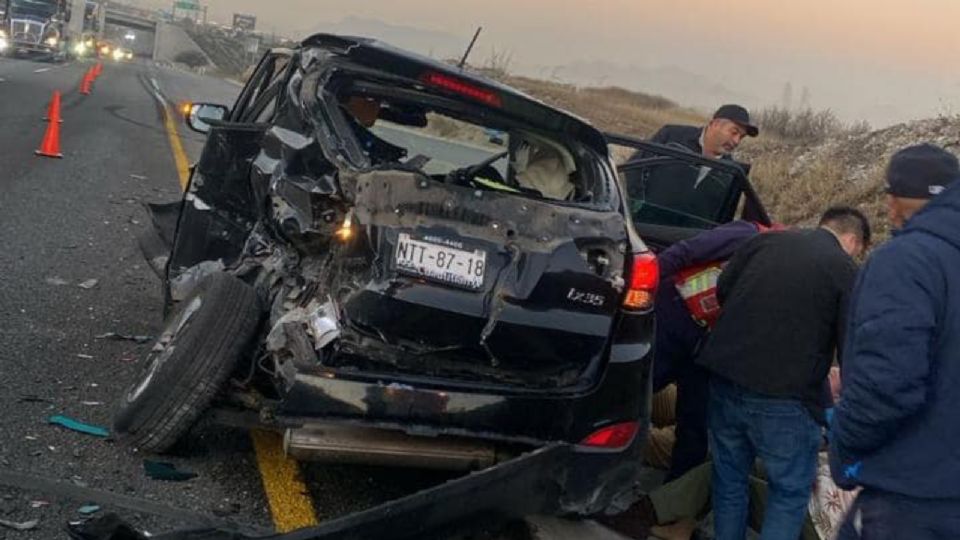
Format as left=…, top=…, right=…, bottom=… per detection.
left=114, top=272, right=261, bottom=453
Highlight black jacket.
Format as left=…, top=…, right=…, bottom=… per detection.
left=632, top=124, right=749, bottom=172
left=696, top=228, right=857, bottom=417
left=650, top=124, right=705, bottom=154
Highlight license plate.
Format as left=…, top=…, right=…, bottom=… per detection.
left=395, top=234, right=486, bottom=290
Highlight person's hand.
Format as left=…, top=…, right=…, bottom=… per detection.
left=829, top=366, right=842, bottom=402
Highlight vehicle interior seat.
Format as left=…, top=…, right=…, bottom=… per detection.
left=513, top=134, right=577, bottom=201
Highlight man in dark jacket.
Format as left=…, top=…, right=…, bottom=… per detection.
left=627, top=104, right=765, bottom=222
left=649, top=104, right=759, bottom=160
left=830, top=144, right=960, bottom=539
left=653, top=220, right=768, bottom=480
left=697, top=207, right=870, bottom=540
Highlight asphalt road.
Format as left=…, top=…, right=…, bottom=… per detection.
left=0, top=56, right=630, bottom=540
left=0, top=55, right=274, bottom=538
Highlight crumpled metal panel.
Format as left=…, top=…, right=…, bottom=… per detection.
left=347, top=170, right=627, bottom=254
left=67, top=443, right=571, bottom=540
left=166, top=126, right=265, bottom=292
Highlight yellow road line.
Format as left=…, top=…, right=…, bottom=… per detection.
left=251, top=430, right=320, bottom=532
left=158, top=101, right=190, bottom=190
left=157, top=89, right=319, bottom=532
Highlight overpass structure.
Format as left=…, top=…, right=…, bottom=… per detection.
left=76, top=1, right=160, bottom=58
left=104, top=3, right=157, bottom=32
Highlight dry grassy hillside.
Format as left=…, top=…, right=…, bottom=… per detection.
left=498, top=74, right=956, bottom=241
left=504, top=76, right=706, bottom=137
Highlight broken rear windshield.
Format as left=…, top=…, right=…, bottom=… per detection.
left=315, top=74, right=613, bottom=208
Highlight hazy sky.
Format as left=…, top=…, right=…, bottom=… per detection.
left=143, top=0, right=960, bottom=125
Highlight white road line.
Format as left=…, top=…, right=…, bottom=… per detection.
left=148, top=76, right=166, bottom=105
left=34, top=67, right=51, bottom=73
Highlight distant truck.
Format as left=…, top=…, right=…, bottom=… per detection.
left=0, top=0, right=66, bottom=58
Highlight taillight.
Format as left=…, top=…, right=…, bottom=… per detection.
left=580, top=421, right=639, bottom=449
left=420, top=72, right=502, bottom=108
left=623, top=252, right=658, bottom=310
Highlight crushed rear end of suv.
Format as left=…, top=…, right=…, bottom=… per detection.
left=118, top=34, right=659, bottom=516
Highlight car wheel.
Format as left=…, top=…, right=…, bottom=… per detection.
left=114, top=272, right=261, bottom=453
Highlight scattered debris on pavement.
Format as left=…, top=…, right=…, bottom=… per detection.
left=77, top=354, right=95, bottom=359
left=19, top=395, right=53, bottom=404
left=46, top=277, right=69, bottom=286
left=49, top=415, right=110, bottom=438
left=80, top=401, right=104, bottom=407
left=30, top=500, right=50, bottom=508
left=67, top=513, right=149, bottom=540
left=78, top=504, right=102, bottom=515
left=78, top=279, right=100, bottom=290
left=129, top=174, right=147, bottom=180
left=143, top=460, right=197, bottom=482
left=0, top=518, right=39, bottom=531
left=94, top=333, right=153, bottom=345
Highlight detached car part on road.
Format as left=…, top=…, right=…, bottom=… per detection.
left=117, top=33, right=769, bottom=531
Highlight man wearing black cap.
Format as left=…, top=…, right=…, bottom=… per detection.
left=830, top=143, right=960, bottom=539
left=882, top=143, right=954, bottom=227
left=649, top=104, right=759, bottom=159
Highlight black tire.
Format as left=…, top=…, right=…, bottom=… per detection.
left=114, top=273, right=261, bottom=453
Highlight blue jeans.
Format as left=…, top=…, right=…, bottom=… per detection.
left=709, top=377, right=821, bottom=540
left=837, top=490, right=960, bottom=540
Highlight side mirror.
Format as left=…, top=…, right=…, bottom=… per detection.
left=185, top=103, right=229, bottom=134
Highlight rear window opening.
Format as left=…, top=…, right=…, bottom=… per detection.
left=317, top=75, right=612, bottom=208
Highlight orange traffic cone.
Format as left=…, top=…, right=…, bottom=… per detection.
left=35, top=118, right=63, bottom=159
left=43, top=90, right=63, bottom=123
left=80, top=69, right=93, bottom=95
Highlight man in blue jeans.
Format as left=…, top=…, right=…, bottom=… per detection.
left=652, top=219, right=771, bottom=481
left=696, top=207, right=870, bottom=540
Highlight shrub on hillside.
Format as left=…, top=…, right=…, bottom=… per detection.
left=580, top=87, right=676, bottom=110
left=174, top=50, right=208, bottom=68
left=756, top=106, right=847, bottom=143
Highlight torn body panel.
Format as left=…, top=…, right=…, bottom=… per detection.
left=165, top=126, right=266, bottom=301
left=317, top=170, right=629, bottom=388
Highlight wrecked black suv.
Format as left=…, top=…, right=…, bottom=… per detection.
left=117, top=34, right=661, bottom=515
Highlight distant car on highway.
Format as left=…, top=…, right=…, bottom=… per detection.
left=67, top=31, right=96, bottom=58
left=110, top=45, right=132, bottom=61
left=115, top=33, right=768, bottom=518
left=94, top=38, right=114, bottom=58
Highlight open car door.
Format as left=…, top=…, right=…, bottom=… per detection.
left=159, top=50, right=293, bottom=304
left=606, top=132, right=770, bottom=251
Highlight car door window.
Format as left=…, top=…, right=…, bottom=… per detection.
left=624, top=160, right=740, bottom=229
left=607, top=133, right=769, bottom=230
left=231, top=52, right=291, bottom=123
